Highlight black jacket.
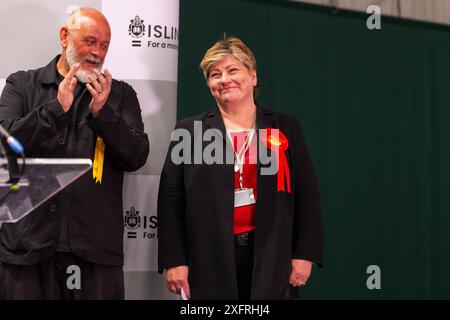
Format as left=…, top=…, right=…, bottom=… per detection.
left=0, top=56, right=149, bottom=265
left=158, top=106, right=323, bottom=299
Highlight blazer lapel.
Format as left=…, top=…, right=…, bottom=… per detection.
left=256, top=106, right=276, bottom=172
left=202, top=107, right=235, bottom=231
left=256, top=107, right=276, bottom=131
left=204, top=106, right=227, bottom=135
left=203, top=107, right=235, bottom=158
left=255, top=107, right=277, bottom=231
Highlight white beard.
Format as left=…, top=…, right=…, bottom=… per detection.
left=65, top=42, right=103, bottom=83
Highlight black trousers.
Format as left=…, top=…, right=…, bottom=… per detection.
left=234, top=231, right=254, bottom=300
left=0, top=252, right=124, bottom=300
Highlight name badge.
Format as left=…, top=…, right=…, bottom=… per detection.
left=234, top=188, right=256, bottom=208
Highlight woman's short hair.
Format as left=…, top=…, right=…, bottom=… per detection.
left=200, top=36, right=260, bottom=97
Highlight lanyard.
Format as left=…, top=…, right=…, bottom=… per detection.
left=226, top=128, right=255, bottom=190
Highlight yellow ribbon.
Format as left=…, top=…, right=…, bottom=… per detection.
left=93, top=136, right=105, bottom=184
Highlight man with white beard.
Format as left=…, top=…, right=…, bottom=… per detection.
left=0, top=7, right=149, bottom=299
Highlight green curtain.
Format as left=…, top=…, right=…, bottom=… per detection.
left=177, top=0, right=450, bottom=299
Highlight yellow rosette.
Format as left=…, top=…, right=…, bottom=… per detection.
left=93, top=136, right=105, bottom=184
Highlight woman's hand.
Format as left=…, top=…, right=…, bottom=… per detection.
left=289, top=259, right=313, bottom=287
left=165, top=265, right=191, bottom=299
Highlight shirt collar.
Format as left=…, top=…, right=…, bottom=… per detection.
left=38, top=55, right=64, bottom=85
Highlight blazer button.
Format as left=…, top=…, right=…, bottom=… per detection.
left=49, top=204, right=57, bottom=213
left=58, top=137, right=65, bottom=145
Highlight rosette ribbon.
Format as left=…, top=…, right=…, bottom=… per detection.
left=260, top=128, right=291, bottom=193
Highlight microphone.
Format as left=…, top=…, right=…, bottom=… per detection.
left=0, top=124, right=24, bottom=154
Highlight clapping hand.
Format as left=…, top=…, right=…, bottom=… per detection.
left=57, top=63, right=80, bottom=112
left=86, top=68, right=112, bottom=117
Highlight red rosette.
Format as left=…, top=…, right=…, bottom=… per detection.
left=260, top=128, right=291, bottom=193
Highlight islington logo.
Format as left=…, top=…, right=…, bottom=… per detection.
left=127, top=14, right=178, bottom=50
left=124, top=206, right=157, bottom=240
left=128, top=15, right=145, bottom=47
left=129, top=15, right=146, bottom=38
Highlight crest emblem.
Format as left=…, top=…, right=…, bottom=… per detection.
left=128, top=15, right=146, bottom=38
left=124, top=207, right=141, bottom=229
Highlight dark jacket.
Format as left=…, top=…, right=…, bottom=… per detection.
left=0, top=56, right=149, bottom=266
left=158, top=106, right=323, bottom=299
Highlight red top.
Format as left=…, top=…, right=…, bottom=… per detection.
left=230, top=131, right=257, bottom=235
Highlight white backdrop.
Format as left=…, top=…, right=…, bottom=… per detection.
left=0, top=0, right=179, bottom=299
